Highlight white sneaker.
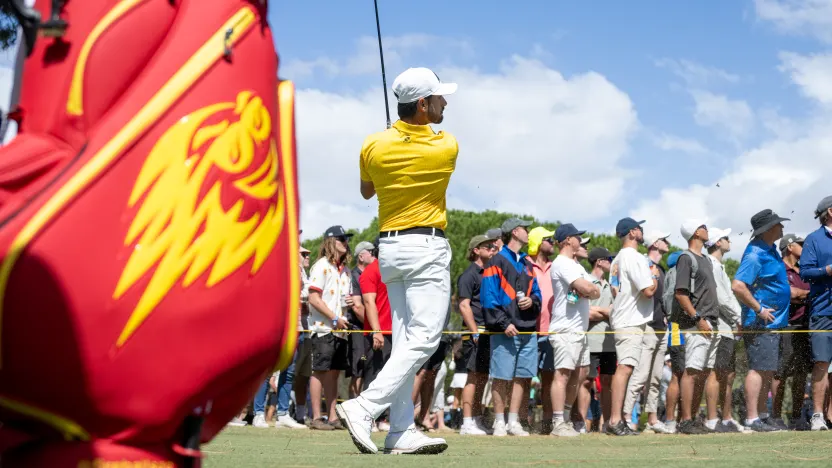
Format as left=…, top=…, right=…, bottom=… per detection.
left=551, top=421, right=580, bottom=437
left=492, top=420, right=508, bottom=437
left=384, top=426, right=448, bottom=455
left=275, top=415, right=308, bottom=430
left=460, top=421, right=488, bottom=435
left=573, top=421, right=587, bottom=434
left=475, top=416, right=493, bottom=435
left=645, top=421, right=673, bottom=434
left=811, top=414, right=829, bottom=431
left=227, top=417, right=246, bottom=427
left=507, top=421, right=530, bottom=436
left=252, top=414, right=269, bottom=428
left=378, top=421, right=391, bottom=432
left=335, top=400, right=378, bottom=454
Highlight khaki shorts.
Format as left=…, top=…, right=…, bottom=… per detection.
left=683, top=328, right=720, bottom=371
left=614, top=324, right=649, bottom=368
left=549, top=332, right=590, bottom=371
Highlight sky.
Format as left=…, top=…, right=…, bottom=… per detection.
left=2, top=0, right=832, bottom=258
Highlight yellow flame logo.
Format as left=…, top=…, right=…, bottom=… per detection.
left=113, top=91, right=284, bottom=347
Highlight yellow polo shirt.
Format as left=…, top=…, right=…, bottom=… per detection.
left=360, top=120, right=458, bottom=232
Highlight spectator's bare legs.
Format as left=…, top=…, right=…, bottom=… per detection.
left=716, top=369, right=736, bottom=421
left=812, top=362, right=831, bottom=416
left=572, top=378, right=592, bottom=425
left=311, top=370, right=339, bottom=422
left=418, top=370, right=439, bottom=426
left=491, top=379, right=511, bottom=425
left=745, top=369, right=774, bottom=421
left=599, top=375, right=612, bottom=427
left=609, top=364, right=634, bottom=426
left=462, top=372, right=487, bottom=419
left=540, top=371, right=554, bottom=423
left=294, top=376, right=309, bottom=421
left=511, top=378, right=531, bottom=425
left=665, top=371, right=681, bottom=423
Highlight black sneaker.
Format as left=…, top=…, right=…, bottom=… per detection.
left=764, top=417, right=789, bottom=431
left=678, top=419, right=708, bottom=435
left=715, top=420, right=740, bottom=433
left=747, top=419, right=780, bottom=432
left=606, top=421, right=630, bottom=436
left=695, top=420, right=715, bottom=434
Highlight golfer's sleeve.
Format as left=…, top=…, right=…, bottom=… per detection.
left=359, top=139, right=372, bottom=182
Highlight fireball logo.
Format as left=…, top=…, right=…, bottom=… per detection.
left=113, top=91, right=284, bottom=347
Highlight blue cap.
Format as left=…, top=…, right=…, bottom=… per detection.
left=555, top=223, right=586, bottom=243
left=616, top=217, right=645, bottom=237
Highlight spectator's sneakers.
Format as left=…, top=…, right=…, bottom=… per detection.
left=329, top=419, right=346, bottom=430
left=309, top=418, right=335, bottom=431
left=788, top=419, right=810, bottom=431
left=475, top=416, right=493, bottom=435
left=507, top=421, right=529, bottom=436
left=605, top=421, right=630, bottom=436
left=540, top=420, right=553, bottom=435
left=275, top=415, right=308, bottom=430
left=746, top=419, right=780, bottom=432
left=459, top=420, right=488, bottom=436
left=552, top=421, right=580, bottom=437
left=694, top=420, right=714, bottom=434
left=573, top=421, right=587, bottom=434
left=764, top=417, right=789, bottom=431
left=383, top=427, right=448, bottom=455
left=663, top=421, right=677, bottom=434
left=252, top=413, right=269, bottom=428
left=644, top=421, right=673, bottom=434
left=677, top=419, right=709, bottom=435
left=810, top=413, right=829, bottom=431
left=492, top=419, right=508, bottom=437
left=227, top=417, right=246, bottom=427
left=335, top=400, right=378, bottom=454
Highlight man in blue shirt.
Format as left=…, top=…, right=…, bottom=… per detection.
left=731, top=209, right=791, bottom=432
left=799, top=195, right=832, bottom=431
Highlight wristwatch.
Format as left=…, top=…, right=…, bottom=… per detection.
left=693, top=312, right=703, bottom=322
left=331, top=318, right=339, bottom=327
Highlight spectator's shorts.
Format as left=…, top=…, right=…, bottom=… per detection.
left=614, top=324, right=648, bottom=368
left=684, top=327, right=720, bottom=371
left=549, top=332, right=590, bottom=371
left=450, top=372, right=468, bottom=389
left=669, top=345, right=686, bottom=376
left=462, top=334, right=491, bottom=374
left=421, top=339, right=449, bottom=372
left=490, top=333, right=538, bottom=380
left=776, top=326, right=813, bottom=377
left=810, top=315, right=832, bottom=364
left=348, top=332, right=366, bottom=378
left=743, top=332, right=781, bottom=372
left=310, top=333, right=349, bottom=372
left=714, top=336, right=738, bottom=371
left=361, top=334, right=393, bottom=390
left=295, top=333, right=313, bottom=378
left=589, top=351, right=618, bottom=378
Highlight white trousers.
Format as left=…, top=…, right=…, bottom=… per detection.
left=623, top=325, right=668, bottom=415
left=357, top=233, right=451, bottom=432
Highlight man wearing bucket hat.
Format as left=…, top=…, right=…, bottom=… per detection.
left=732, top=209, right=791, bottom=432
left=799, top=195, right=832, bottom=431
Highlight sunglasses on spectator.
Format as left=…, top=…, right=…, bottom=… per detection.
left=301, top=252, right=310, bottom=258
left=335, top=236, right=348, bottom=242
left=480, top=243, right=496, bottom=250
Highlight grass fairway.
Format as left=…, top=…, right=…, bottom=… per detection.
left=204, top=427, right=832, bottom=467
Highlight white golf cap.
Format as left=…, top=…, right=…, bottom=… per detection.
left=705, top=227, right=732, bottom=248
left=644, top=230, right=671, bottom=249
left=392, top=67, right=457, bottom=104
left=680, top=219, right=707, bottom=242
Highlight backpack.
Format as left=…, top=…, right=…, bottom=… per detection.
left=662, top=250, right=700, bottom=326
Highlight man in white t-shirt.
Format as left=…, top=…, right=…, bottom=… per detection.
left=549, top=224, right=601, bottom=437
left=606, top=217, right=660, bottom=436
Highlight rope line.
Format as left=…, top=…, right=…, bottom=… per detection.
left=297, top=328, right=832, bottom=335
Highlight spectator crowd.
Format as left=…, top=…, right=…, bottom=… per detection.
left=228, top=195, right=832, bottom=437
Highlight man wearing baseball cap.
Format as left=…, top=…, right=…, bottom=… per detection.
left=458, top=233, right=498, bottom=435
left=582, top=247, right=616, bottom=432
left=800, top=195, right=832, bottom=430
left=770, top=234, right=811, bottom=430
left=341, top=67, right=458, bottom=454
left=346, top=241, right=375, bottom=398
left=624, top=229, right=673, bottom=434
left=527, top=226, right=556, bottom=433
left=732, top=209, right=791, bottom=432
left=605, top=218, right=661, bottom=435
left=703, top=227, right=747, bottom=433
left=482, top=217, right=542, bottom=436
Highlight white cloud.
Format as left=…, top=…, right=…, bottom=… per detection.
left=651, top=133, right=708, bottom=154
left=754, top=0, right=832, bottom=43
left=655, top=58, right=740, bottom=87
left=778, top=51, right=832, bottom=105
left=282, top=34, right=474, bottom=80
left=293, top=52, right=640, bottom=237
left=690, top=90, right=755, bottom=141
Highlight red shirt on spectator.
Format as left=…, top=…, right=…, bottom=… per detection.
left=359, top=259, right=392, bottom=333
left=785, top=264, right=810, bottom=326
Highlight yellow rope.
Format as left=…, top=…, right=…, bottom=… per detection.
left=298, top=328, right=832, bottom=335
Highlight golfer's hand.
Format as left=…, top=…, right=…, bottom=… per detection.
left=696, top=316, right=713, bottom=338
left=373, top=332, right=384, bottom=350
left=518, top=297, right=533, bottom=310
left=335, top=317, right=349, bottom=330
left=758, top=307, right=776, bottom=324
left=505, top=324, right=519, bottom=337
left=345, top=295, right=355, bottom=308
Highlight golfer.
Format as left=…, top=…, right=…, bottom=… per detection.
left=337, top=67, right=458, bottom=455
